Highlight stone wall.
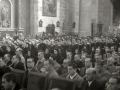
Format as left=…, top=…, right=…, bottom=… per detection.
left=38, top=0, right=60, bottom=33
left=18, top=0, right=113, bottom=36
left=98, top=0, right=113, bottom=35
left=60, top=0, right=67, bottom=33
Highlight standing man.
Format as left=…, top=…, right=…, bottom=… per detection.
left=66, top=63, right=84, bottom=90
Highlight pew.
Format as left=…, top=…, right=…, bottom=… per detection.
left=11, top=69, right=25, bottom=87
left=27, top=72, right=46, bottom=90
left=48, top=76, right=75, bottom=90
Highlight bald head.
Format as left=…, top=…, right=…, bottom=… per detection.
left=107, top=57, right=114, bottom=66
left=86, top=68, right=96, bottom=81
left=86, top=68, right=96, bottom=74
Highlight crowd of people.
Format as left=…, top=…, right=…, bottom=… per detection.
left=0, top=34, right=120, bottom=90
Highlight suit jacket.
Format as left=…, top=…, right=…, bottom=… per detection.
left=46, top=69, right=58, bottom=90
left=6, top=60, right=12, bottom=66
left=95, top=68, right=111, bottom=89
left=104, top=65, right=116, bottom=74
left=23, top=67, right=39, bottom=88
left=66, top=73, right=84, bottom=90
left=36, top=59, right=45, bottom=71
left=80, top=67, right=86, bottom=77
left=0, top=66, right=11, bottom=84
left=56, top=65, right=68, bottom=76
left=81, top=80, right=102, bottom=90
left=11, top=62, right=25, bottom=71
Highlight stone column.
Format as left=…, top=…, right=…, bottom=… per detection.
left=66, top=0, right=73, bottom=35
left=79, top=0, right=92, bottom=36
left=14, top=0, right=19, bottom=28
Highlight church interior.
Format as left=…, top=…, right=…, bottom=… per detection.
left=0, top=0, right=119, bottom=37
left=1, top=0, right=120, bottom=90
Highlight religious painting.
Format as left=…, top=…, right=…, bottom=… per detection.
left=0, top=0, right=11, bottom=28
left=42, top=0, right=57, bottom=17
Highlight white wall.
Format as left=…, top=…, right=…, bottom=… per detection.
left=38, top=0, right=60, bottom=33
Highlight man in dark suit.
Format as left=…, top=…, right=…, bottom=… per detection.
left=66, top=63, right=84, bottom=90
left=106, top=77, right=119, bottom=90
left=23, top=57, right=39, bottom=89
left=35, top=51, right=45, bottom=71
left=11, top=55, right=25, bottom=70
left=95, top=60, right=111, bottom=89
left=44, top=59, right=58, bottom=78
left=112, top=63, right=120, bottom=77
left=57, top=59, right=70, bottom=76
left=0, top=57, right=11, bottom=84
left=4, top=54, right=12, bottom=66
left=81, top=68, right=102, bottom=90
left=15, top=48, right=25, bottom=68
left=2, top=73, right=22, bottom=90
left=44, top=59, right=58, bottom=90
left=27, top=57, right=39, bottom=72
left=80, top=56, right=93, bottom=78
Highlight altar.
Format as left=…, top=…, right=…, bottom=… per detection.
left=0, top=28, right=24, bottom=38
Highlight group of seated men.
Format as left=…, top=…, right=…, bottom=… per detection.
left=0, top=35, right=120, bottom=90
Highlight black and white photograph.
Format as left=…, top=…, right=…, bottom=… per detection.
left=0, top=0, right=120, bottom=90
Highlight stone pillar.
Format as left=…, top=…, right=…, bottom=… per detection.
left=66, top=0, right=73, bottom=35
left=19, top=0, right=21, bottom=28
left=14, top=0, right=19, bottom=28
left=79, top=0, right=92, bottom=36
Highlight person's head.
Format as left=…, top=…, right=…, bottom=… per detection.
left=49, top=54, right=56, bottom=61
left=75, top=49, right=79, bottom=54
left=111, top=46, right=115, bottom=52
left=85, top=68, right=96, bottom=81
left=85, top=56, right=92, bottom=68
left=105, top=46, right=109, bottom=53
left=2, top=73, right=16, bottom=90
left=45, top=48, right=49, bottom=54
left=15, top=48, right=22, bottom=56
left=66, top=51, right=72, bottom=59
left=95, top=48, right=100, bottom=54
left=38, top=50, right=44, bottom=60
left=72, top=39, right=76, bottom=45
left=0, top=57, right=5, bottom=68
left=27, top=58, right=35, bottom=69
left=4, top=54, right=11, bottom=62
left=94, top=54, right=102, bottom=62
left=107, top=77, right=119, bottom=90
left=74, top=54, right=80, bottom=61
left=81, top=54, right=86, bottom=62
left=11, top=55, right=20, bottom=65
left=27, top=50, right=31, bottom=56
left=107, top=57, right=114, bottom=66
left=63, top=59, right=70, bottom=68
left=54, top=48, right=58, bottom=55
left=95, top=60, right=104, bottom=70
left=68, top=63, right=77, bottom=76
left=44, top=60, right=54, bottom=71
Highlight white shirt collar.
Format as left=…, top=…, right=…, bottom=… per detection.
left=70, top=73, right=77, bottom=79
left=88, top=80, right=94, bottom=86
